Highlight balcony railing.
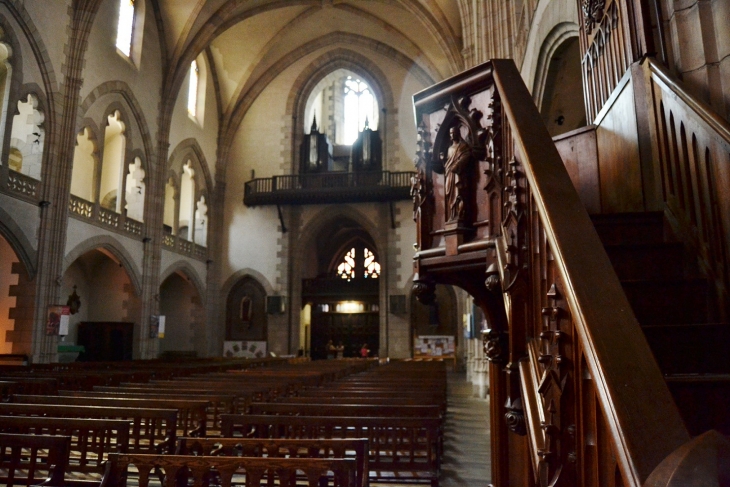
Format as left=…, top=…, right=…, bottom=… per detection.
left=7, top=170, right=39, bottom=200
left=243, top=170, right=415, bottom=206
left=302, top=276, right=379, bottom=299
left=68, top=195, right=207, bottom=261
left=161, top=233, right=208, bottom=261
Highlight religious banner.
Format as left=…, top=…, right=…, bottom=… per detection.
left=46, top=306, right=70, bottom=336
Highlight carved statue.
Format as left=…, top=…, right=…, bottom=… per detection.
left=441, top=125, right=472, bottom=223
left=410, top=169, right=425, bottom=222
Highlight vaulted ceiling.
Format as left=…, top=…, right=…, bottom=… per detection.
left=155, top=0, right=463, bottom=118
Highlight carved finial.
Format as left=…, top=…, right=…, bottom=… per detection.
left=311, top=115, right=318, bottom=133
left=364, top=116, right=370, bottom=130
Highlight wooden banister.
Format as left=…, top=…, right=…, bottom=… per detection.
left=491, top=59, right=690, bottom=485
left=410, top=58, right=730, bottom=487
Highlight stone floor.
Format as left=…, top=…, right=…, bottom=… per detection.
left=439, top=371, right=492, bottom=487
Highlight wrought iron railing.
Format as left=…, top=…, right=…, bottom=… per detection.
left=244, top=170, right=415, bottom=206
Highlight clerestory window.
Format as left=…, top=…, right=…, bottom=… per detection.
left=116, top=0, right=135, bottom=57
left=187, top=60, right=199, bottom=118
left=343, top=76, right=376, bottom=145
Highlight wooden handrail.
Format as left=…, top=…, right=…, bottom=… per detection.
left=491, top=59, right=691, bottom=485
left=646, top=59, right=730, bottom=144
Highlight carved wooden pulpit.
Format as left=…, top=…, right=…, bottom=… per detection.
left=410, top=59, right=700, bottom=487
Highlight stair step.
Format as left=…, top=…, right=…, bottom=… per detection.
left=643, top=323, right=730, bottom=374
left=603, top=242, right=685, bottom=280
left=621, top=279, right=709, bottom=325
left=591, top=211, right=665, bottom=245
left=665, top=374, right=730, bottom=436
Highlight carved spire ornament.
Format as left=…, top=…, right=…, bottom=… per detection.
left=581, top=0, right=606, bottom=32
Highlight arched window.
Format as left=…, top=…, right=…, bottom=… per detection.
left=336, top=246, right=380, bottom=281
left=343, top=76, right=375, bottom=145
left=116, top=0, right=135, bottom=57
left=188, top=60, right=199, bottom=118
left=124, top=156, right=145, bottom=222
left=9, top=94, right=45, bottom=180
left=70, top=128, right=97, bottom=201
left=303, top=69, right=379, bottom=147
left=0, top=42, right=12, bottom=164
left=194, top=195, right=208, bottom=247
left=178, top=161, right=195, bottom=241
left=163, top=177, right=176, bottom=234
left=99, top=111, right=126, bottom=212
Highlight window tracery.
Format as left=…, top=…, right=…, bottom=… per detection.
left=336, top=246, right=380, bottom=280
left=343, top=76, right=376, bottom=145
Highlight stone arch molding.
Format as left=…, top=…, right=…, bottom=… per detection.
left=0, top=204, right=36, bottom=279
left=159, top=260, right=206, bottom=302
left=221, top=268, right=275, bottom=304
left=63, top=235, right=143, bottom=297
left=298, top=205, right=384, bottom=260
left=168, top=138, right=214, bottom=198
left=520, top=0, right=580, bottom=95
left=78, top=81, right=155, bottom=163
left=532, top=22, right=581, bottom=109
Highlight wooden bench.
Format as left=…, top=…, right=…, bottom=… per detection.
left=61, top=389, right=235, bottom=431
left=0, top=416, right=129, bottom=476
left=176, top=437, right=368, bottom=487
left=221, top=414, right=442, bottom=487
left=0, top=404, right=177, bottom=454
left=0, top=433, right=72, bottom=487
left=249, top=402, right=442, bottom=419
left=12, top=395, right=208, bottom=437
left=101, top=453, right=357, bottom=487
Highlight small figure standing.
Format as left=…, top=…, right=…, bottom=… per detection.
left=360, top=343, right=370, bottom=358
left=326, top=340, right=336, bottom=360
left=336, top=342, right=345, bottom=359
left=442, top=125, right=472, bottom=222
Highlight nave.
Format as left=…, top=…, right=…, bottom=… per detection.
left=0, top=356, right=468, bottom=487
left=439, top=373, right=490, bottom=487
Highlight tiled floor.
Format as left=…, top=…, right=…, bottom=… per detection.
left=439, top=372, right=491, bottom=487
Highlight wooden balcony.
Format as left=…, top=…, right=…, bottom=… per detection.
left=243, top=171, right=415, bottom=206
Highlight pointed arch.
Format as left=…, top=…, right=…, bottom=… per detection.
left=79, top=80, right=155, bottom=164
left=159, top=259, right=206, bottom=301
left=167, top=138, right=214, bottom=197
left=0, top=204, right=36, bottom=279
left=63, top=235, right=143, bottom=296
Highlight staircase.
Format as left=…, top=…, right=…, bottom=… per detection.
left=592, top=211, right=730, bottom=436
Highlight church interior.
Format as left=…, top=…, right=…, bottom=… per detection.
left=0, top=0, right=728, bottom=485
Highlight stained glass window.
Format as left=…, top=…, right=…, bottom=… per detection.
left=336, top=246, right=380, bottom=280
left=337, top=248, right=356, bottom=280
left=363, top=247, right=380, bottom=278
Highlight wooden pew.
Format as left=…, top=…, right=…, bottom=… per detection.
left=0, top=416, right=129, bottom=476
left=176, top=437, right=368, bottom=487
left=249, top=402, right=442, bottom=418
left=0, top=404, right=177, bottom=454
left=101, top=453, right=357, bottom=487
left=0, top=433, right=70, bottom=487
left=61, top=389, right=235, bottom=431
left=11, top=395, right=208, bottom=437
left=221, top=414, right=442, bottom=487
